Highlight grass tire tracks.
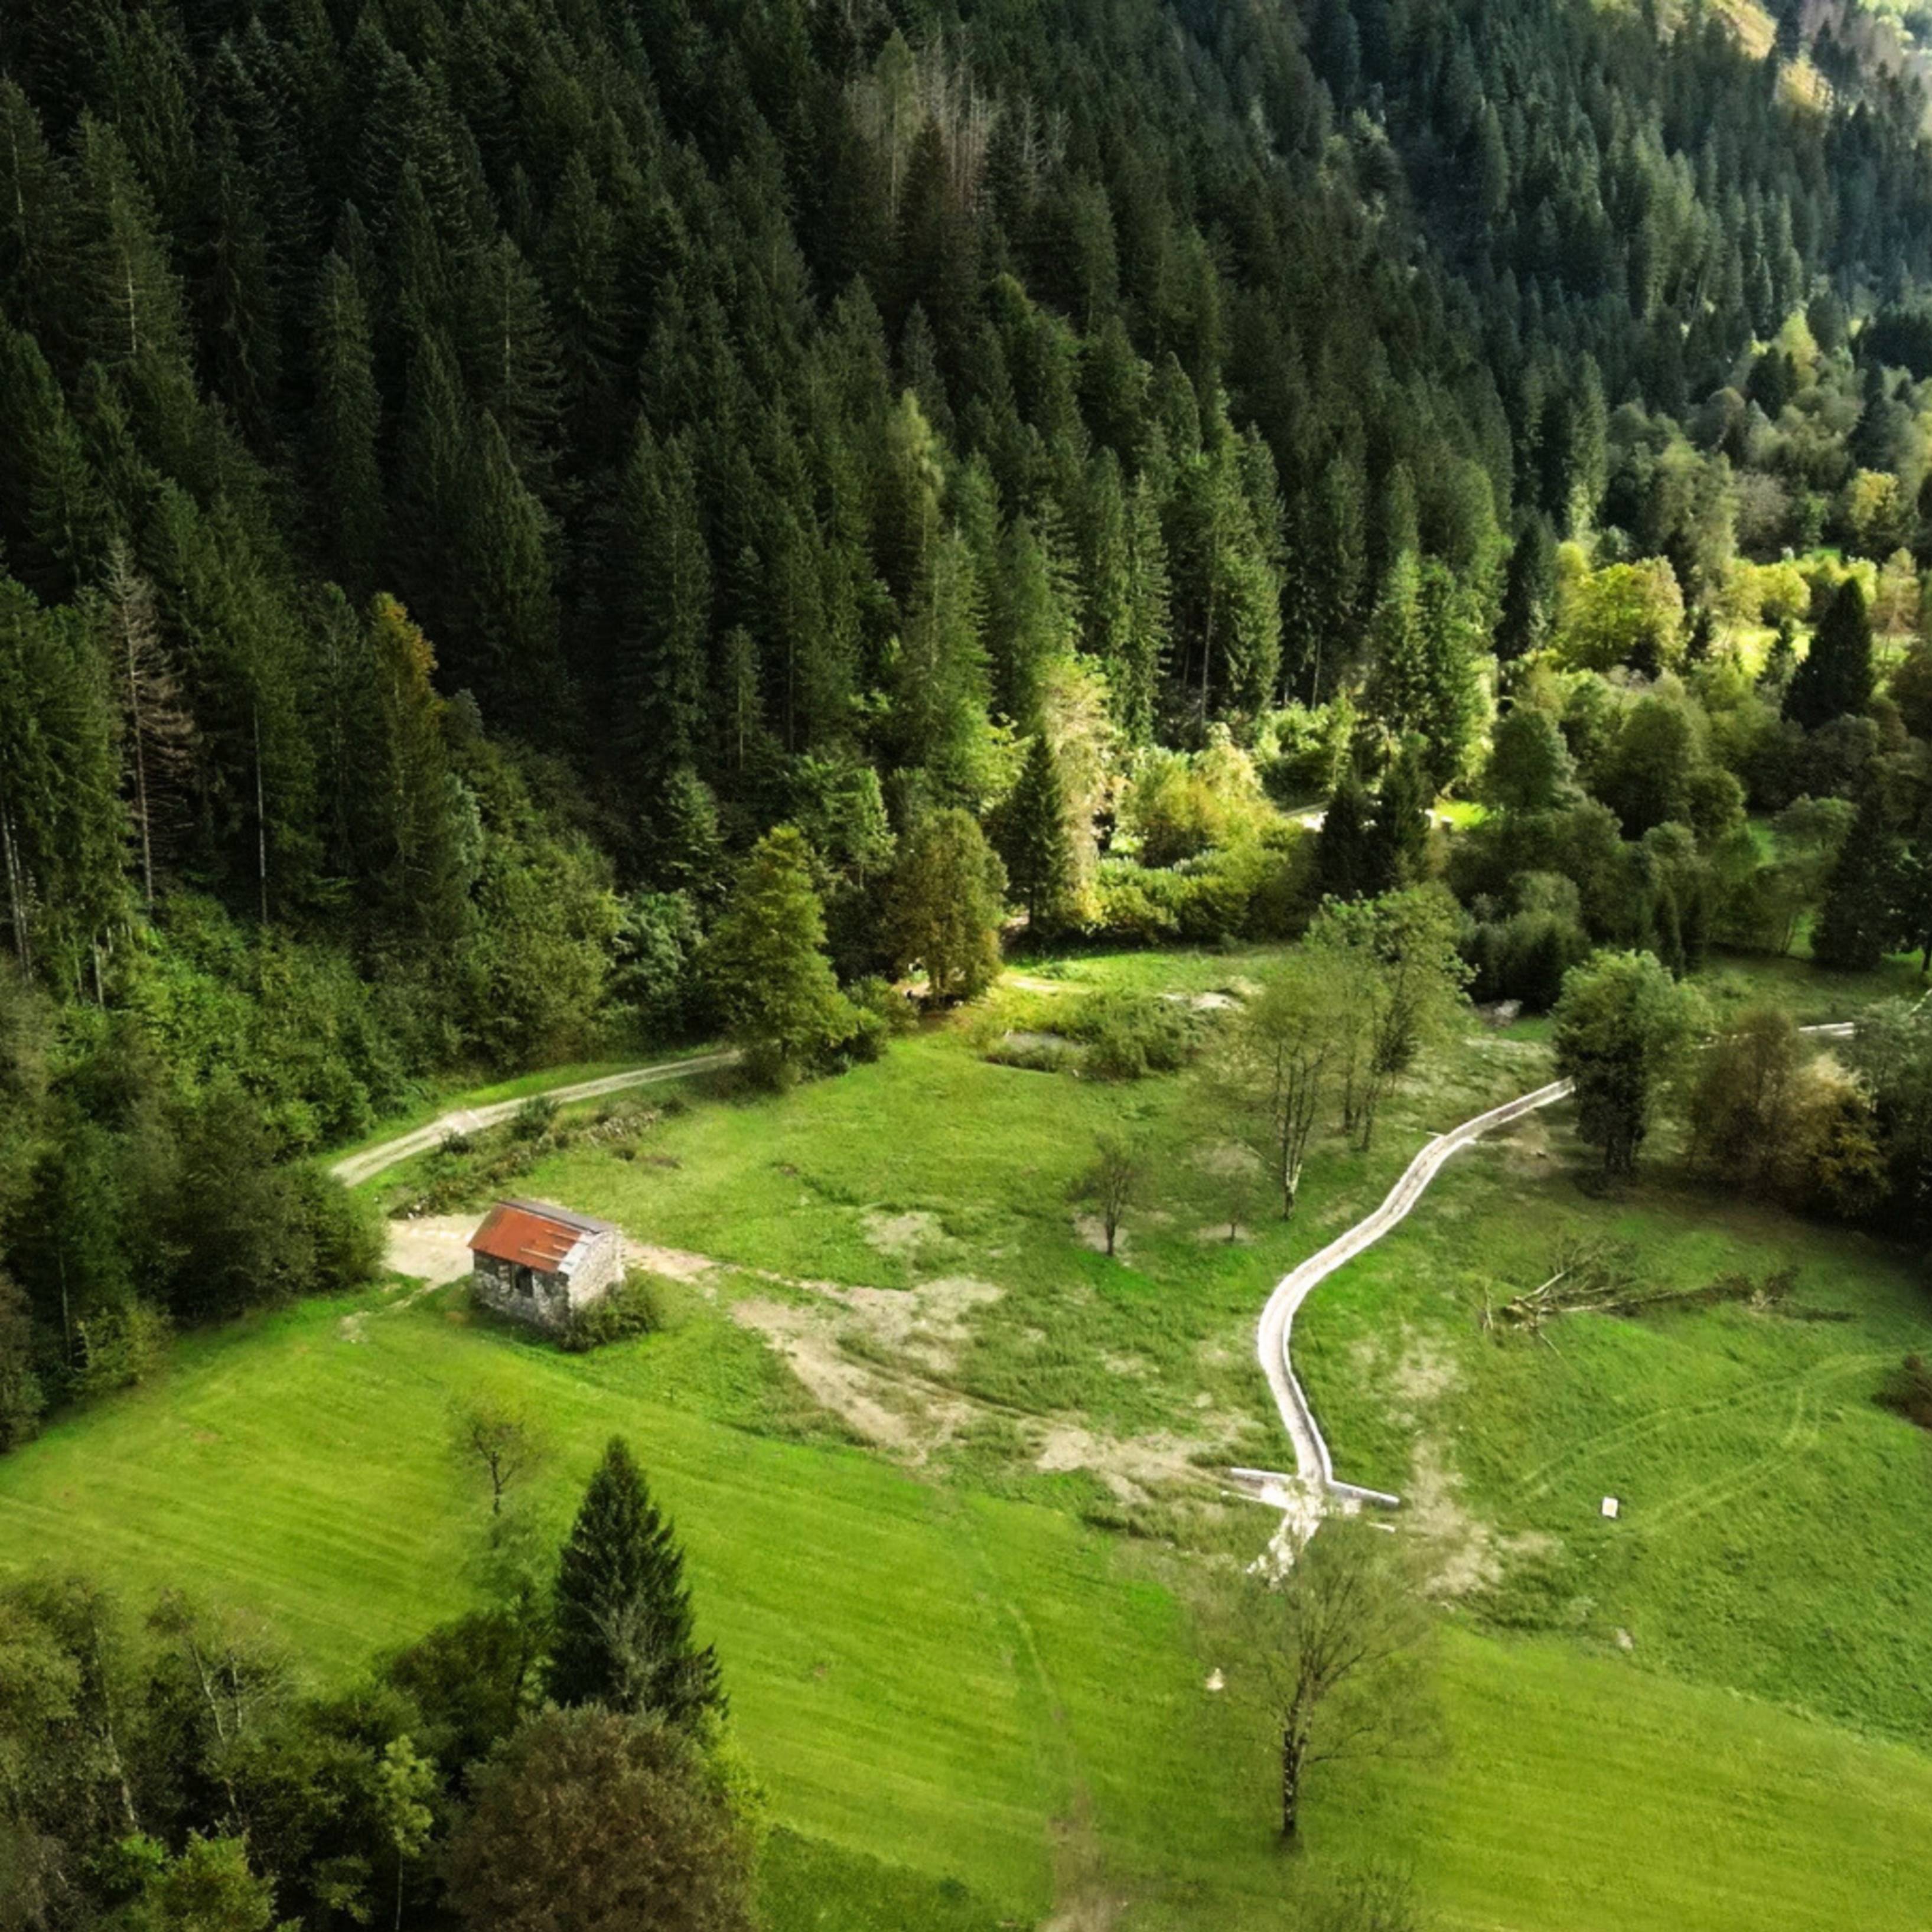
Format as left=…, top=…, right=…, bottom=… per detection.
left=1256, top=1021, right=1856, bottom=1517
left=329, top=1051, right=739, bottom=1186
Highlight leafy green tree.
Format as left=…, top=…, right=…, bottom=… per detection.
left=703, top=826, right=853, bottom=1088
left=547, top=1438, right=722, bottom=1725
left=1785, top=578, right=1875, bottom=731
left=445, top=1708, right=754, bottom=1932
left=888, top=809, right=1007, bottom=1001
left=123, top=1835, right=275, bottom=1932
left=374, top=1736, right=436, bottom=1932
left=1207, top=1516, right=1431, bottom=1840
left=1550, top=950, right=1693, bottom=1179
left=1481, top=706, right=1578, bottom=814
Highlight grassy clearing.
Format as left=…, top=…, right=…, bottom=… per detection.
left=1296, top=1102, right=1932, bottom=1747
left=9, top=944, right=1932, bottom=1925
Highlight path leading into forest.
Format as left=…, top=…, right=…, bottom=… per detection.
left=328, top=1051, right=738, bottom=1186
left=1246, top=1021, right=1856, bottom=1523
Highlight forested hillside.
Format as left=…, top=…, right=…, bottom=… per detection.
left=6, top=0, right=1932, bottom=1425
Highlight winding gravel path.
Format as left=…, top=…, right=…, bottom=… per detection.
left=1252, top=1021, right=1856, bottom=1515
left=329, top=1051, right=738, bottom=1186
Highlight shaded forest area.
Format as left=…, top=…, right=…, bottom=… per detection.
left=6, top=0, right=1932, bottom=1425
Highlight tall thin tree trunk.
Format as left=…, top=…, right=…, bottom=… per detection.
left=128, top=621, right=154, bottom=910
left=252, top=703, right=268, bottom=924
left=0, top=802, right=29, bottom=972
left=1280, top=1727, right=1304, bottom=1838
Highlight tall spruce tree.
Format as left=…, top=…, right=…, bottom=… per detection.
left=546, top=1437, right=722, bottom=1726
left=1813, top=785, right=1899, bottom=970
left=999, top=734, right=1075, bottom=928
left=1786, top=579, right=1875, bottom=731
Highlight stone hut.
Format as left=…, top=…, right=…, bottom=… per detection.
left=468, top=1198, right=623, bottom=1331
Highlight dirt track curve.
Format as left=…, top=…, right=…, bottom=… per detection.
left=1251, top=1021, right=1856, bottom=1517
left=329, top=1051, right=738, bottom=1186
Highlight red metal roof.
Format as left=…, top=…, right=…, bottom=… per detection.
left=469, top=1199, right=613, bottom=1273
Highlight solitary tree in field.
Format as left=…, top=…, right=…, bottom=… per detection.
left=1550, top=950, right=1693, bottom=1180
left=1209, top=1519, right=1432, bottom=1840
left=548, top=1438, right=721, bottom=1725
left=1210, top=951, right=1352, bottom=1216
left=1073, top=1130, right=1143, bottom=1257
left=445, top=1708, right=754, bottom=1932
left=702, top=825, right=853, bottom=1087
left=455, top=1391, right=548, bottom=1516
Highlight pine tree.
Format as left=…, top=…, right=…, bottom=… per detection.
left=1366, top=743, right=1433, bottom=893
left=1120, top=472, right=1171, bottom=742
left=71, top=115, right=190, bottom=374
left=999, top=734, right=1074, bottom=928
left=702, top=825, right=853, bottom=1087
left=1786, top=578, right=1875, bottom=730
left=1813, top=785, right=1898, bottom=970
left=364, top=594, right=472, bottom=950
left=546, top=1437, right=722, bottom=1726
left=102, top=539, right=193, bottom=913
left=614, top=423, right=711, bottom=781
left=309, top=252, right=385, bottom=596
left=1316, top=772, right=1376, bottom=902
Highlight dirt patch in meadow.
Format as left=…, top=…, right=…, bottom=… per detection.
left=623, top=1240, right=716, bottom=1284
left=1406, top=1438, right=1557, bottom=1598
left=728, top=1275, right=1002, bottom=1458
left=384, top=1213, right=484, bottom=1283
left=1032, top=1417, right=1246, bottom=1504
left=729, top=1299, right=975, bottom=1455
left=861, top=1207, right=943, bottom=1258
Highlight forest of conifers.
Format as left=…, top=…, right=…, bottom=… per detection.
left=6, top=0, right=1932, bottom=1422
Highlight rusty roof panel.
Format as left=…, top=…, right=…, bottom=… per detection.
left=468, top=1199, right=613, bottom=1272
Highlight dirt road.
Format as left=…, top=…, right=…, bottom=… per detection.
left=328, top=1051, right=737, bottom=1187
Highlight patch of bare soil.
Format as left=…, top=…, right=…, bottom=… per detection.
left=861, top=1207, right=942, bottom=1258
left=729, top=1299, right=973, bottom=1455
left=728, top=1274, right=1002, bottom=1459
left=383, top=1213, right=483, bottom=1284
left=1406, top=1438, right=1556, bottom=1598
left=623, top=1240, right=716, bottom=1285
left=1032, top=1418, right=1246, bottom=1504
left=1044, top=1790, right=1128, bottom=1932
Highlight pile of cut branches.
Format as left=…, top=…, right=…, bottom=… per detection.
left=1484, top=1234, right=1840, bottom=1335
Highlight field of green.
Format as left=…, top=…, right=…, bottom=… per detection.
left=5, top=943, right=1931, bottom=1928
left=1296, top=1102, right=1932, bottom=1748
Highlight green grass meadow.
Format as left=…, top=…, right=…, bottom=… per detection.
left=5, top=945, right=1932, bottom=1927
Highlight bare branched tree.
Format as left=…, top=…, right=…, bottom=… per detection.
left=456, top=1393, right=548, bottom=1516
left=1073, top=1129, right=1143, bottom=1257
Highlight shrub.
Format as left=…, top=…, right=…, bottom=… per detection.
left=1066, top=992, right=1203, bottom=1080
left=562, top=1272, right=670, bottom=1352
left=509, top=1096, right=561, bottom=1142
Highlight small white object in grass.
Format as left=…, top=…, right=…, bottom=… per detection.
left=1203, top=1669, right=1224, bottom=1693
left=1601, top=1496, right=1621, bottom=1519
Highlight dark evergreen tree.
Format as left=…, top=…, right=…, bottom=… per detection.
left=1786, top=580, right=1875, bottom=731
left=999, top=734, right=1075, bottom=928
left=547, top=1438, right=722, bottom=1726
left=1813, top=786, right=1899, bottom=970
